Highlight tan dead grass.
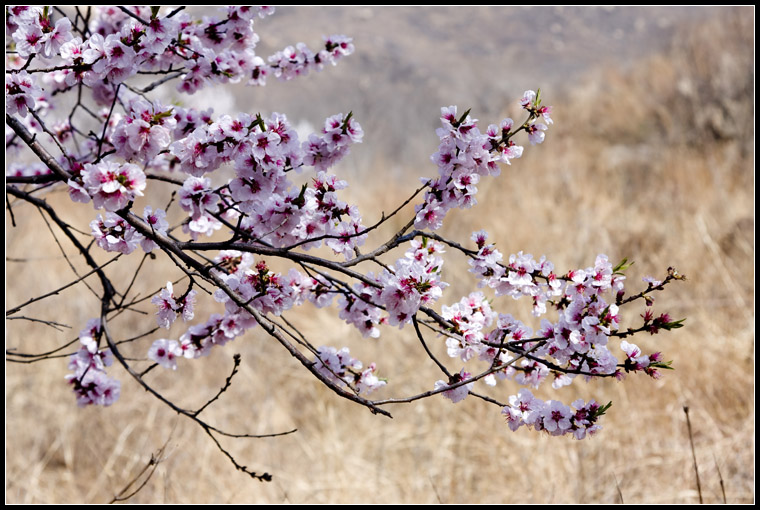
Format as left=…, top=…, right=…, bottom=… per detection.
left=6, top=7, right=754, bottom=504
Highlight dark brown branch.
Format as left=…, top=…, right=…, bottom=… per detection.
left=5, top=114, right=71, bottom=181
left=7, top=185, right=117, bottom=305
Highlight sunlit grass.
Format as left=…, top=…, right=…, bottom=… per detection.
left=5, top=7, right=753, bottom=504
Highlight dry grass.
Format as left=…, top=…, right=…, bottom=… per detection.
left=6, top=7, right=754, bottom=504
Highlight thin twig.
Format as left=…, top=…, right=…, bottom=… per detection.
left=613, top=472, right=624, bottom=504
left=6, top=255, right=121, bottom=316
left=412, top=315, right=451, bottom=378
left=109, top=438, right=171, bottom=503
left=192, top=354, right=242, bottom=417
left=683, top=406, right=703, bottom=504
left=713, top=451, right=727, bottom=504
left=117, top=6, right=149, bottom=26
left=6, top=316, right=71, bottom=331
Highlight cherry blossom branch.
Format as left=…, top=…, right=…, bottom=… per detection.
left=100, top=317, right=289, bottom=480
left=7, top=159, right=298, bottom=484
left=5, top=6, right=687, bottom=486
left=173, top=239, right=384, bottom=288
left=200, top=268, right=394, bottom=418
left=370, top=340, right=545, bottom=407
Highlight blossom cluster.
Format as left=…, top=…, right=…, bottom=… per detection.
left=336, top=277, right=385, bottom=339
left=414, top=91, right=553, bottom=231
left=6, top=5, right=358, bottom=190
left=147, top=265, right=316, bottom=368
left=69, top=160, right=147, bottom=211
left=501, top=389, right=605, bottom=440
left=111, top=96, right=176, bottom=165
left=5, top=70, right=42, bottom=118
left=466, top=232, right=631, bottom=384
left=217, top=258, right=314, bottom=313
left=414, top=106, right=503, bottom=230
left=6, top=6, right=351, bottom=103
left=620, top=339, right=668, bottom=379
left=428, top=232, right=679, bottom=438
left=9, top=6, right=73, bottom=59
left=167, top=109, right=367, bottom=252
left=7, top=6, right=366, bottom=259
left=89, top=207, right=168, bottom=254
left=151, top=281, right=197, bottom=329
left=334, top=237, right=448, bottom=338
left=148, top=311, right=256, bottom=370
left=458, top=238, right=629, bottom=388
left=147, top=253, right=318, bottom=369
left=379, top=238, right=448, bottom=327
left=147, top=249, right=390, bottom=392
left=90, top=211, right=146, bottom=254
left=434, top=368, right=475, bottom=403
left=65, top=319, right=121, bottom=407
left=313, top=345, right=386, bottom=395
left=266, top=34, right=355, bottom=82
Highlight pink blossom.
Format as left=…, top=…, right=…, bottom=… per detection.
left=183, top=212, right=223, bottom=240
left=520, top=90, right=537, bottom=109
left=324, top=34, right=354, bottom=61
left=169, top=127, right=218, bottom=176
left=82, top=161, right=146, bottom=211
left=526, top=121, right=548, bottom=145
left=179, top=290, right=198, bottom=322
left=11, top=21, right=44, bottom=57
left=313, top=345, right=371, bottom=391
left=496, top=141, right=524, bottom=165
left=356, top=363, right=386, bottom=394
left=42, top=16, right=73, bottom=58
left=643, top=275, right=663, bottom=288
left=542, top=400, right=574, bottom=435
left=66, top=319, right=119, bottom=407
left=434, top=369, right=473, bottom=404
left=621, top=340, right=651, bottom=372
left=148, top=339, right=182, bottom=370
left=337, top=284, right=383, bottom=338
left=177, top=56, right=213, bottom=94
left=142, top=15, right=177, bottom=55
left=178, top=176, right=220, bottom=220
left=214, top=113, right=252, bottom=143
left=538, top=105, right=553, bottom=125
left=113, top=98, right=176, bottom=163
left=67, top=368, right=121, bottom=407
left=514, top=359, right=550, bottom=388
left=503, top=389, right=543, bottom=430
left=140, top=206, right=169, bottom=253
left=100, top=33, right=137, bottom=82
left=90, top=212, right=144, bottom=254
left=152, top=282, right=179, bottom=329
left=78, top=318, right=103, bottom=354
left=414, top=200, right=446, bottom=231
left=6, top=71, right=41, bottom=118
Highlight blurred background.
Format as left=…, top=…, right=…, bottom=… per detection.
left=6, top=6, right=754, bottom=503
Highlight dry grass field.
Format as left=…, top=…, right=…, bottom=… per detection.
left=6, top=6, right=754, bottom=504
